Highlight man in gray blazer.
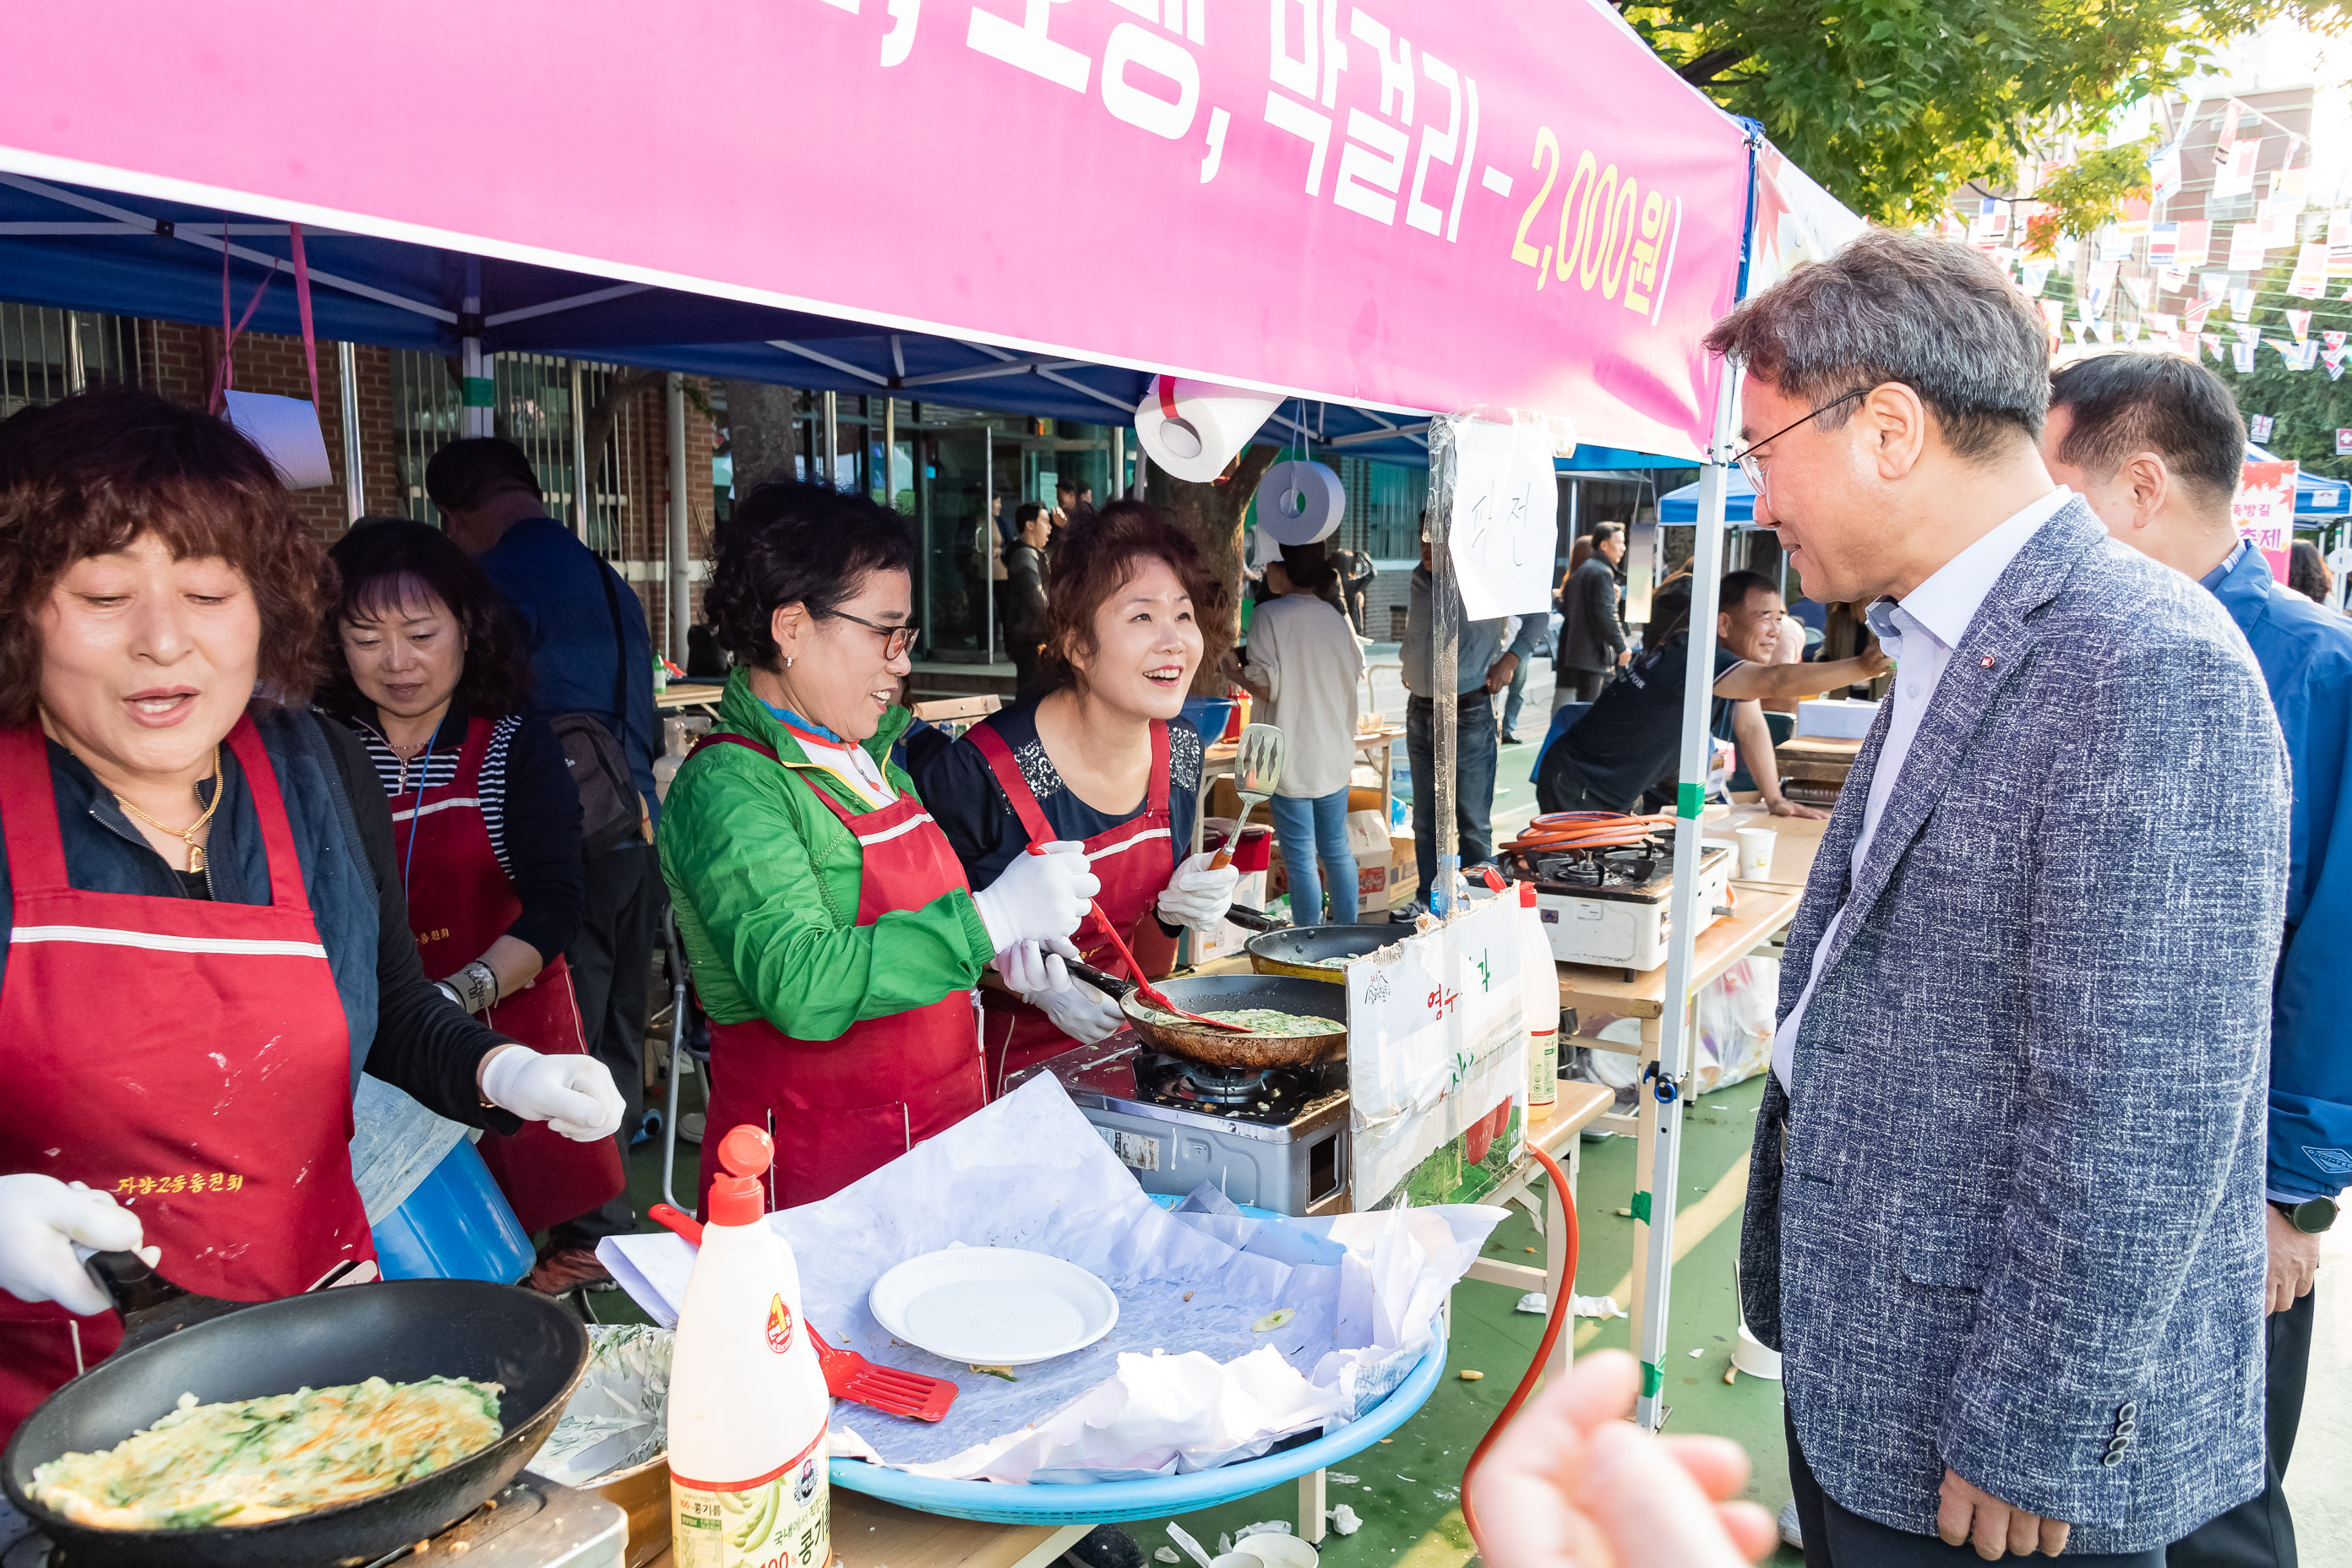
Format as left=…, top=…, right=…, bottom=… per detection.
left=1711, top=231, right=2289, bottom=1563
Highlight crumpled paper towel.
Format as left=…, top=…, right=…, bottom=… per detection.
left=601, top=1075, right=1500, bottom=1483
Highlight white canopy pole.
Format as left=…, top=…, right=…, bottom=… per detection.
left=1632, top=362, right=1740, bottom=1432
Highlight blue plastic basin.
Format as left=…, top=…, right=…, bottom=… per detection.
left=828, top=1200, right=1450, bottom=1524
left=369, top=1137, right=534, bottom=1283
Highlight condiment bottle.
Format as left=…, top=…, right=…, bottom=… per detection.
left=1519, top=880, right=1559, bottom=1113
left=667, top=1126, right=830, bottom=1568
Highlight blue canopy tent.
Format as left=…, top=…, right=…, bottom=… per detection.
left=0, top=170, right=1441, bottom=466
left=2246, top=445, right=2352, bottom=523
left=1660, top=466, right=1759, bottom=524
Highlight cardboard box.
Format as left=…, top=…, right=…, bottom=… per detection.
left=1794, top=698, right=1879, bottom=739
left=1260, top=812, right=1418, bottom=916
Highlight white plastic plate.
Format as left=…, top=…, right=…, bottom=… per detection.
left=868, top=1246, right=1119, bottom=1367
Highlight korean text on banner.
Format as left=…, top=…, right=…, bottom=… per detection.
left=1445, top=415, right=1560, bottom=620
left=1346, top=899, right=1527, bottom=1211
left=2237, top=460, right=2298, bottom=582
left=0, top=1, right=1754, bottom=459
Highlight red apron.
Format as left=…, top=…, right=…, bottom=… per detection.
left=966, top=719, right=1179, bottom=1094
left=689, top=734, right=986, bottom=1213
left=0, top=717, right=375, bottom=1438
left=395, top=716, right=622, bottom=1236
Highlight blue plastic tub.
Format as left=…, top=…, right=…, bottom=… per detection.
left=828, top=1199, right=1451, bottom=1524
left=1179, top=696, right=1235, bottom=745
left=369, top=1137, right=535, bottom=1283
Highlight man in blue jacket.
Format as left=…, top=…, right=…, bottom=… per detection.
left=428, top=439, right=661, bottom=1296
left=2045, top=352, right=2347, bottom=1568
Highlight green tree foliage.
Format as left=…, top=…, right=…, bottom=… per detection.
left=1618, top=0, right=2347, bottom=226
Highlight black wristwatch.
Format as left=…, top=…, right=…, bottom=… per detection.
left=2271, top=1196, right=2338, bottom=1234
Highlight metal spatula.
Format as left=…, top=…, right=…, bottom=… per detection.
left=1209, top=722, right=1285, bottom=870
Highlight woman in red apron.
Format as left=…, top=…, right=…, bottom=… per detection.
left=323, top=522, right=621, bottom=1243
left=0, top=389, right=624, bottom=1440
left=917, top=503, right=1244, bottom=1091
left=656, top=482, right=1095, bottom=1211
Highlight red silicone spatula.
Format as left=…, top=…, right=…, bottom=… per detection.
left=647, top=1204, right=958, bottom=1422
left=1026, top=845, right=1251, bottom=1034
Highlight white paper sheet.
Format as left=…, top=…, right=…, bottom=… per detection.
left=600, top=1075, right=1501, bottom=1482
left=1444, top=416, right=1559, bottom=620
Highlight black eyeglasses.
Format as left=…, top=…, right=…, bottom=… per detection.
left=823, top=609, right=920, bottom=659
left=1731, top=386, right=1875, bottom=495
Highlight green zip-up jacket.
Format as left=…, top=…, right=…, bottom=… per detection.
left=656, top=667, right=994, bottom=1037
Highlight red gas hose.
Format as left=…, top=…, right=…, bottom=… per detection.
left=1460, top=1141, right=1581, bottom=1561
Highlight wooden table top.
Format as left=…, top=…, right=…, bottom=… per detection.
left=1708, top=803, right=1831, bottom=890
left=654, top=683, right=726, bottom=710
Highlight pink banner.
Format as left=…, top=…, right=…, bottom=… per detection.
left=0, top=1, right=1749, bottom=457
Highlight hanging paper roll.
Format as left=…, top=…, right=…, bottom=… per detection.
left=1133, top=375, right=1282, bottom=482
left=1252, top=459, right=1346, bottom=545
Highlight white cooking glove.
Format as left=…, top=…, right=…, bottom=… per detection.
left=0, top=1173, right=150, bottom=1316
left=1155, top=849, right=1241, bottom=934
left=991, top=938, right=1072, bottom=995
left=480, top=1047, right=628, bottom=1141
left=1026, top=975, right=1127, bottom=1044
left=972, top=841, right=1099, bottom=950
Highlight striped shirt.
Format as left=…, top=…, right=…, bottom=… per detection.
left=351, top=714, right=524, bottom=879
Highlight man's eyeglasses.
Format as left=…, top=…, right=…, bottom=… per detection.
left=825, top=609, right=921, bottom=659
left=1731, top=386, right=1874, bottom=495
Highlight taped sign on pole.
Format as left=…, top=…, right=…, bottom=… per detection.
left=1440, top=413, right=1565, bottom=619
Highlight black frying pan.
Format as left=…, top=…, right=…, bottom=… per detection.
left=1070, top=961, right=1348, bottom=1070
left=1244, top=922, right=1403, bottom=982
left=3, top=1279, right=588, bottom=1568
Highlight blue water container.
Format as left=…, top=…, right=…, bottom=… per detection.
left=1179, top=696, right=1234, bottom=744
left=370, top=1138, right=535, bottom=1283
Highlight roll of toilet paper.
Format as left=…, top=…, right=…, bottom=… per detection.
left=223, top=390, right=335, bottom=490
left=1133, top=375, right=1283, bottom=482
left=1252, top=460, right=1345, bottom=545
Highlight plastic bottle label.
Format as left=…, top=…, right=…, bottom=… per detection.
left=1529, top=1028, right=1558, bottom=1109
left=766, top=1293, right=796, bottom=1353
left=672, top=1429, right=830, bottom=1568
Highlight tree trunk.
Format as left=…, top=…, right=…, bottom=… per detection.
left=1154, top=444, right=1282, bottom=695
left=580, top=368, right=667, bottom=507
left=722, top=379, right=801, bottom=494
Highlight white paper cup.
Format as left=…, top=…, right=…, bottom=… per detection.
left=1735, top=826, right=1777, bottom=879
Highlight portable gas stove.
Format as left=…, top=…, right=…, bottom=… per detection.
left=1013, top=1034, right=1351, bottom=1215
left=1504, top=837, right=1734, bottom=976
left=0, top=1475, right=626, bottom=1568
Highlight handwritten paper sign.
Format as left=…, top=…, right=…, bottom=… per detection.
left=1446, top=416, right=1561, bottom=620
left=1345, top=898, right=1526, bottom=1210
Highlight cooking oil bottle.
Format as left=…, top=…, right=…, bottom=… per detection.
left=667, top=1126, right=830, bottom=1568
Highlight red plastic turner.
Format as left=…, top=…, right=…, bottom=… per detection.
left=646, top=1204, right=958, bottom=1422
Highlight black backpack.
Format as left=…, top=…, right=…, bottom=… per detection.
left=553, top=563, right=646, bottom=860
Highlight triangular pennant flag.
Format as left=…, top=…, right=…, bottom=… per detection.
left=2067, top=320, right=2087, bottom=343
left=2185, top=300, right=2213, bottom=334
left=2269, top=339, right=2301, bottom=366
left=2325, top=330, right=2348, bottom=352
left=2093, top=319, right=2116, bottom=343
left=2230, top=288, right=2258, bottom=320
left=2159, top=266, right=2191, bottom=291
left=2022, top=259, right=2052, bottom=297
left=2235, top=322, right=2262, bottom=346
left=2325, top=345, right=2349, bottom=368
left=2125, top=275, right=2153, bottom=309
left=2331, top=361, right=2347, bottom=381
left=2122, top=320, right=2144, bottom=344
left=2299, top=341, right=2319, bottom=372
left=2289, top=242, right=2328, bottom=299
left=2202, top=271, right=2231, bottom=302
left=2153, top=313, right=2179, bottom=334
left=2234, top=341, right=2257, bottom=373
left=2287, top=310, right=2313, bottom=343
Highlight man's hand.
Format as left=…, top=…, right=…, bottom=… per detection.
left=1617, top=647, right=1633, bottom=667
left=1766, top=796, right=1828, bottom=820
left=1485, top=652, right=1521, bottom=694
left=1857, top=641, right=1892, bottom=678
left=1474, top=1350, right=1776, bottom=1568
left=1937, top=1468, right=2069, bottom=1560
left=2268, top=1203, right=2322, bottom=1314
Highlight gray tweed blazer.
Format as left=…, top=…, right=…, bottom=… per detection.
left=1737, top=499, right=2289, bottom=1554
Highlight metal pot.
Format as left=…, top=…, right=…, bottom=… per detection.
left=1243, top=922, right=1403, bottom=983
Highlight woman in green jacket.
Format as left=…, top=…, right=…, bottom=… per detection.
left=658, top=482, right=1097, bottom=1209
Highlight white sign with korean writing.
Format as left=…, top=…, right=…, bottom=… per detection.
left=1345, top=898, right=1525, bottom=1211
left=1446, top=416, right=1560, bottom=620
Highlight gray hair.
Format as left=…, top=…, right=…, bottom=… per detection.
left=1703, top=229, right=2050, bottom=460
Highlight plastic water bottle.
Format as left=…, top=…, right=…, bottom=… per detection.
left=1518, top=881, right=1558, bottom=1113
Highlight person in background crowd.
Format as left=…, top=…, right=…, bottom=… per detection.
left=1555, top=521, right=1629, bottom=707
left=1402, top=523, right=1545, bottom=903
left=427, top=438, right=659, bottom=1295
left=921, top=503, right=1233, bottom=1088
left=0, top=390, right=620, bottom=1437
left=1718, top=229, right=2284, bottom=1565
left=659, top=482, right=1093, bottom=1206
left=1337, top=545, right=1378, bottom=637
left=1004, top=502, right=1053, bottom=695
left=1537, top=574, right=1865, bottom=818
left=2044, top=351, right=2350, bottom=1568
left=320, top=520, right=618, bottom=1246
left=685, top=622, right=729, bottom=680
left=1498, top=607, right=1546, bottom=745
left=1476, top=1352, right=1778, bottom=1568
left=1242, top=541, right=1364, bottom=924
left=2288, top=538, right=2333, bottom=606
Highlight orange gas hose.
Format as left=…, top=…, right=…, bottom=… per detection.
left=1503, top=811, right=1676, bottom=855
left=1460, top=1141, right=1580, bottom=1560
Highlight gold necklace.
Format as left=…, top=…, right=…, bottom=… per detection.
left=115, top=745, right=226, bottom=874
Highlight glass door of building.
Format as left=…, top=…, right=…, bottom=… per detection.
left=919, top=427, right=994, bottom=662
